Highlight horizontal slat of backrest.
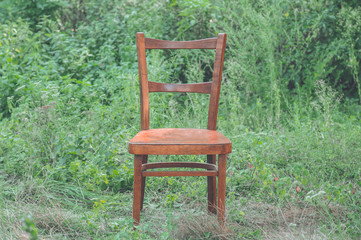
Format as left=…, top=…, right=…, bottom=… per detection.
left=148, top=81, right=212, bottom=94
left=145, top=38, right=217, bottom=49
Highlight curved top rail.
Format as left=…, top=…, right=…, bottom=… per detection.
left=145, top=37, right=217, bottom=49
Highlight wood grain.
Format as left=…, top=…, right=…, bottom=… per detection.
left=148, top=81, right=212, bottom=94
left=136, top=33, right=150, bottom=130
left=131, top=33, right=230, bottom=226
left=142, top=171, right=217, bottom=177
left=145, top=37, right=217, bottom=49
left=207, top=33, right=227, bottom=130
left=129, top=128, right=232, bottom=155
left=217, top=154, right=227, bottom=224
left=133, top=155, right=143, bottom=226
left=207, top=154, right=217, bottom=214
left=140, top=155, right=148, bottom=211
left=142, top=162, right=217, bottom=171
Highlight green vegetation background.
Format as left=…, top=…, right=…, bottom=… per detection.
left=0, top=0, right=360, bottom=239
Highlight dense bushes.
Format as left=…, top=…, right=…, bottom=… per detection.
left=2, top=0, right=361, bottom=118
left=219, top=0, right=361, bottom=126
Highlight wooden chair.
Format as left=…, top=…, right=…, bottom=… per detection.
left=129, top=32, right=231, bottom=226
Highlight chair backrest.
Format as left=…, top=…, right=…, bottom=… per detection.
left=136, top=32, right=227, bottom=131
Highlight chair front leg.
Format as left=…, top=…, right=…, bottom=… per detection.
left=207, top=155, right=217, bottom=214
left=217, top=154, right=227, bottom=224
left=133, top=155, right=143, bottom=226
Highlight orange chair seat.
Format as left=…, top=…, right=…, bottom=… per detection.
left=129, top=128, right=232, bottom=155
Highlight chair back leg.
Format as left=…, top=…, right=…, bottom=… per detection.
left=140, top=155, right=148, bottom=210
left=207, top=155, right=217, bottom=213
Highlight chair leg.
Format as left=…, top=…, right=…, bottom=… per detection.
left=133, top=155, right=143, bottom=226
left=217, top=154, right=227, bottom=224
left=140, top=155, right=148, bottom=211
left=207, top=155, right=217, bottom=214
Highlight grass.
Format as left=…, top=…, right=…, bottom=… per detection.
left=1, top=115, right=360, bottom=239
left=1, top=177, right=357, bottom=239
